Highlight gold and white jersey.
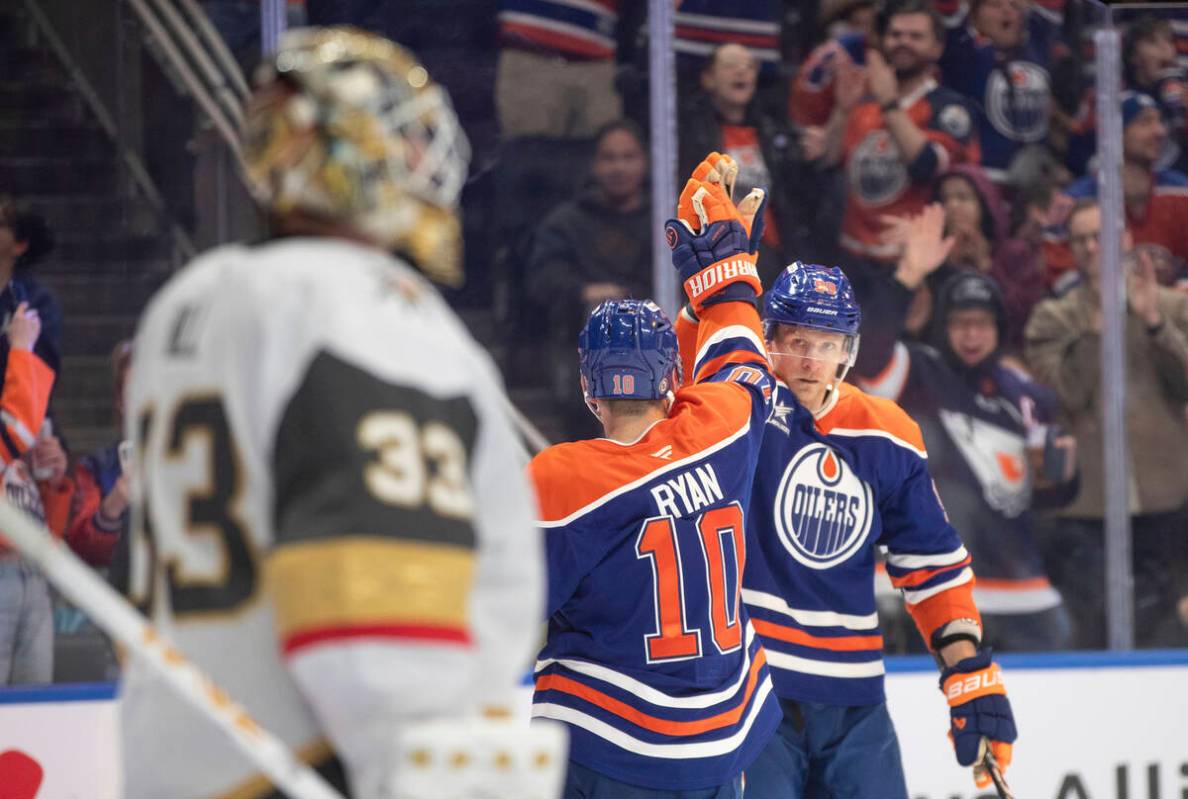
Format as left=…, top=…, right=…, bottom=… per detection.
left=121, top=237, right=545, bottom=798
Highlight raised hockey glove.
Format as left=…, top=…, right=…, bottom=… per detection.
left=940, top=649, right=1017, bottom=789
left=677, top=151, right=767, bottom=245
left=666, top=175, right=765, bottom=314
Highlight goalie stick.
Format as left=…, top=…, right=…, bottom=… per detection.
left=0, top=497, right=346, bottom=799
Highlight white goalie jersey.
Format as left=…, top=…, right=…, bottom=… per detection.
left=121, top=238, right=546, bottom=798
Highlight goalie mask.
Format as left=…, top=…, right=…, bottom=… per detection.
left=244, top=27, right=470, bottom=285
left=578, top=300, right=681, bottom=416
left=763, top=262, right=861, bottom=392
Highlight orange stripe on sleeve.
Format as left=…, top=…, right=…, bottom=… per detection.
left=888, top=555, right=973, bottom=589
left=675, top=306, right=699, bottom=389
left=905, top=578, right=982, bottom=650
left=535, top=647, right=767, bottom=737
left=751, top=619, right=884, bottom=652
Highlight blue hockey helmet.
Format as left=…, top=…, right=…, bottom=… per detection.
left=579, top=299, right=681, bottom=407
left=763, top=261, right=862, bottom=382
left=764, top=261, right=862, bottom=337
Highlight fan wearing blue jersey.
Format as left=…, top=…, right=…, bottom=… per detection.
left=527, top=157, right=782, bottom=797
left=675, top=257, right=1018, bottom=795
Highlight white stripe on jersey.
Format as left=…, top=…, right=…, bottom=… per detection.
left=673, top=11, right=779, bottom=34
left=885, top=546, right=969, bottom=570
left=693, top=324, right=767, bottom=374
left=857, top=342, right=911, bottom=403
left=763, top=649, right=885, bottom=678
left=1, top=411, right=36, bottom=448
left=826, top=427, right=928, bottom=460
left=537, top=420, right=751, bottom=528
left=741, top=588, right=879, bottom=631
left=901, top=567, right=974, bottom=605
left=531, top=677, right=775, bottom=758
left=535, top=625, right=758, bottom=710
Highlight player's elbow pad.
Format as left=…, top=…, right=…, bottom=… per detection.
left=906, top=144, right=940, bottom=183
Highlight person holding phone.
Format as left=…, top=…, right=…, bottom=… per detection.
left=853, top=205, right=1078, bottom=652
left=0, top=300, right=64, bottom=684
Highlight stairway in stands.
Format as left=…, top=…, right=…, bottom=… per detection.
left=0, top=1, right=572, bottom=455
left=0, top=5, right=174, bottom=457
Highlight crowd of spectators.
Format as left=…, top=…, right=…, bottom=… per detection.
left=3, top=0, right=1188, bottom=687
left=490, top=0, right=1188, bottom=651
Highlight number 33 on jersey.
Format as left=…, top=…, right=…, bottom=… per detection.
left=120, top=239, right=544, bottom=799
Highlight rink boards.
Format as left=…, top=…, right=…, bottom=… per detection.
left=0, top=650, right=1185, bottom=798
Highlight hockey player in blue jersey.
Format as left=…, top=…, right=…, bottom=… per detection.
left=738, top=262, right=1017, bottom=796
left=528, top=159, right=782, bottom=796
left=671, top=234, right=1018, bottom=792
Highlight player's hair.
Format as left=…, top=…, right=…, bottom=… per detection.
left=0, top=196, right=55, bottom=272
left=601, top=398, right=666, bottom=418
left=1066, top=197, right=1100, bottom=233
left=878, top=0, right=945, bottom=43
left=1123, top=16, right=1174, bottom=88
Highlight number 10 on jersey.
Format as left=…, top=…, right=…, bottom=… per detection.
left=635, top=502, right=746, bottom=664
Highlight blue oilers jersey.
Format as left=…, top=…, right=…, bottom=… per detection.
left=529, top=302, right=781, bottom=790
left=938, top=6, right=1061, bottom=180
left=743, top=381, right=976, bottom=707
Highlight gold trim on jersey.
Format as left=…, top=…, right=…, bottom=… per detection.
left=215, top=738, right=335, bottom=799
left=265, top=536, right=475, bottom=636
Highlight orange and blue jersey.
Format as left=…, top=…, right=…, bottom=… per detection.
left=936, top=3, right=1063, bottom=182
left=529, top=301, right=781, bottom=790
left=840, top=79, right=980, bottom=262
left=742, top=381, right=979, bottom=707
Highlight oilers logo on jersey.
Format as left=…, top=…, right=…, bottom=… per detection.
left=848, top=130, right=908, bottom=206
left=985, top=62, right=1050, bottom=143
left=772, top=442, right=874, bottom=570
left=938, top=409, right=1032, bottom=519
